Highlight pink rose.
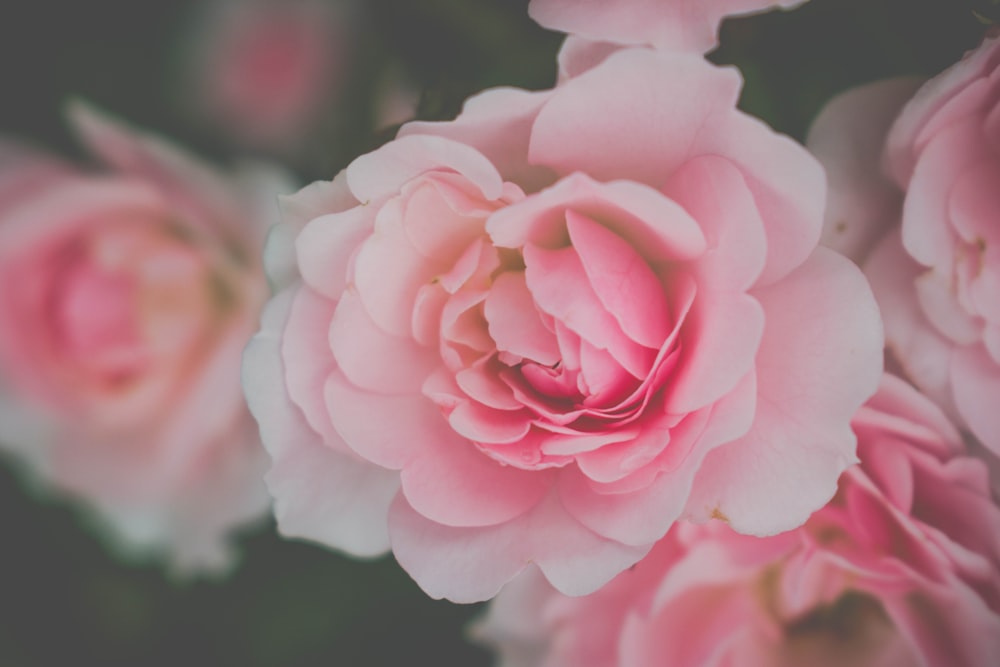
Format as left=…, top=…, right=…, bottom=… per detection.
left=181, top=0, right=351, bottom=153
left=243, top=47, right=882, bottom=602
left=474, top=374, right=1000, bottom=667
left=0, top=105, right=287, bottom=572
left=809, top=37, right=1000, bottom=457
left=529, top=0, right=809, bottom=55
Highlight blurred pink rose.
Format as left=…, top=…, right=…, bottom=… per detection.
left=475, top=374, right=1000, bottom=667
left=809, top=37, right=1000, bottom=457
left=0, top=105, right=289, bottom=572
left=530, top=0, right=808, bottom=55
left=183, top=0, right=351, bottom=153
left=243, top=47, right=882, bottom=602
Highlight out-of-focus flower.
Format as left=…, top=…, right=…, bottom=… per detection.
left=529, top=0, right=809, bottom=55
left=474, top=374, right=1000, bottom=667
left=180, top=0, right=352, bottom=154
left=0, top=104, right=291, bottom=573
left=243, top=45, right=883, bottom=603
left=810, top=37, right=1000, bottom=457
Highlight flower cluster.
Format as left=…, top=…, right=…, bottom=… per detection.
left=0, top=1, right=998, bottom=664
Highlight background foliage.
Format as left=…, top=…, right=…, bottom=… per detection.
left=0, top=0, right=985, bottom=664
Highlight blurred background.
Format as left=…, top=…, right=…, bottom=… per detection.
left=0, top=0, right=987, bottom=664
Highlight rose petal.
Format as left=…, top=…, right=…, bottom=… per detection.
left=328, top=288, right=437, bottom=394
left=684, top=248, right=883, bottom=535
left=388, top=492, right=649, bottom=602
left=806, top=78, right=921, bottom=264
left=348, top=133, right=503, bottom=203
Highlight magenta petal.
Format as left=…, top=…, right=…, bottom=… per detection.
left=566, top=211, right=670, bottom=348
left=328, top=288, right=437, bottom=395
left=685, top=248, right=883, bottom=535
left=388, top=492, right=649, bottom=602
left=400, top=433, right=552, bottom=528
left=346, top=133, right=503, bottom=203
left=296, top=206, right=373, bottom=299
left=484, top=271, right=561, bottom=366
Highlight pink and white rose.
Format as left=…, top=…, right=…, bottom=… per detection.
left=243, top=46, right=882, bottom=602
left=0, top=105, right=288, bottom=572
left=809, top=37, right=1000, bottom=457
left=474, top=374, right=1000, bottom=667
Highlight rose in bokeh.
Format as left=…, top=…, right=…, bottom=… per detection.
left=180, top=0, right=352, bottom=154
left=0, top=105, right=289, bottom=572
left=474, top=374, right=1000, bottom=667
left=809, top=37, right=1000, bottom=457
left=243, top=47, right=882, bottom=602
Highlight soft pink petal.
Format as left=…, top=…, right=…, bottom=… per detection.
left=524, top=243, right=654, bottom=378
left=400, top=433, right=552, bottom=528
left=328, top=288, right=437, bottom=394
left=487, top=172, right=707, bottom=264
left=388, top=492, right=649, bottom=602
left=665, top=292, right=763, bottom=414
left=661, top=154, right=767, bottom=291
left=865, top=228, right=957, bottom=413
left=529, top=49, right=741, bottom=191
left=914, top=270, right=980, bottom=345
left=265, top=435, right=399, bottom=558
left=900, top=119, right=987, bottom=268
left=278, top=171, right=357, bottom=233
left=886, top=36, right=1000, bottom=184
left=556, top=35, right=621, bottom=81
left=529, top=0, right=807, bottom=54
left=951, top=345, right=1000, bottom=456
left=281, top=286, right=339, bottom=443
left=806, top=78, right=922, bottom=264
left=353, top=196, right=445, bottom=337
left=295, top=206, right=373, bottom=299
left=448, top=400, right=533, bottom=444
left=242, top=288, right=398, bottom=557
left=347, top=133, right=503, bottom=204
left=398, top=87, right=555, bottom=193
left=700, top=110, right=826, bottom=286
left=685, top=248, right=883, bottom=535
left=566, top=211, right=670, bottom=348
left=324, top=371, right=449, bottom=469
left=484, top=271, right=561, bottom=366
